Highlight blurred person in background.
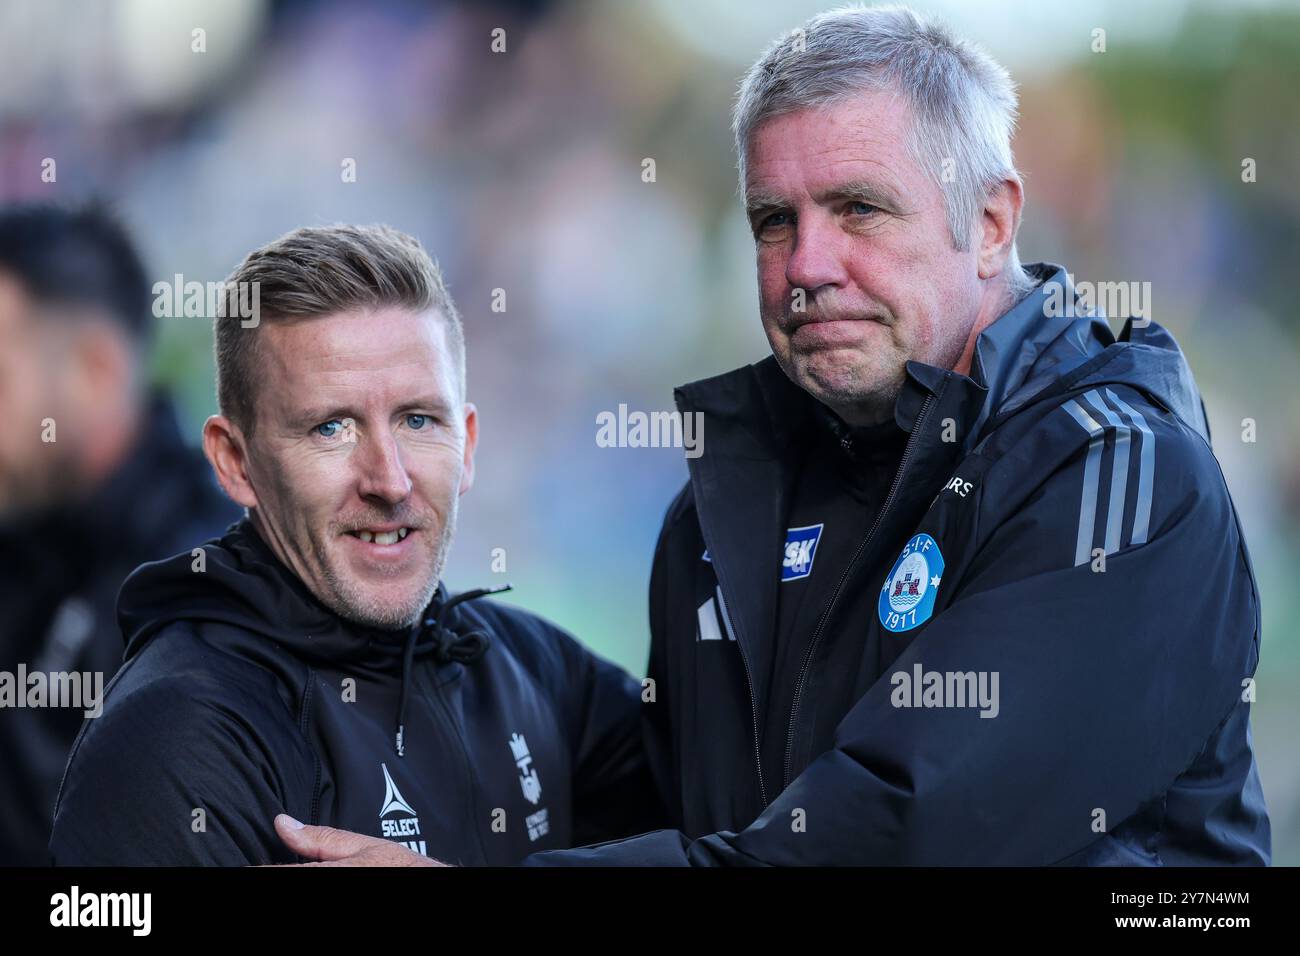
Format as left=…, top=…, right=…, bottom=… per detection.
left=0, top=203, right=239, bottom=865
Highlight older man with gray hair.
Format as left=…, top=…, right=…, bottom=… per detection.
left=280, top=4, right=1269, bottom=866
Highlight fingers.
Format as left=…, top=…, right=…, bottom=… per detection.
left=274, top=814, right=381, bottom=862
left=272, top=814, right=450, bottom=866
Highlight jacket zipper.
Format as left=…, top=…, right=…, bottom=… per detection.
left=781, top=394, right=936, bottom=790
left=426, top=666, right=493, bottom=865
left=733, top=610, right=770, bottom=808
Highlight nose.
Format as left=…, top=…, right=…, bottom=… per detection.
left=355, top=429, right=413, bottom=505
left=784, top=213, right=848, bottom=297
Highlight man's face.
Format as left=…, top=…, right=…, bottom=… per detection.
left=0, top=274, right=77, bottom=518
left=745, top=90, right=983, bottom=424
left=236, top=306, right=474, bottom=630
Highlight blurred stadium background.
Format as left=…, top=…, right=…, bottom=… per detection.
left=1, top=0, right=1297, bottom=863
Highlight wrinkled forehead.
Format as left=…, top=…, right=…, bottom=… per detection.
left=257, top=306, right=459, bottom=419
left=742, top=93, right=923, bottom=203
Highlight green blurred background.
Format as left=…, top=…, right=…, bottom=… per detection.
left=2, top=0, right=1296, bottom=862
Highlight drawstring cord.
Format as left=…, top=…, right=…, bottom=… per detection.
left=395, top=584, right=512, bottom=757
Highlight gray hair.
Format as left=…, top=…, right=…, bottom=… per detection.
left=733, top=4, right=1034, bottom=297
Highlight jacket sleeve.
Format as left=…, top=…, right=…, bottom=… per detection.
left=49, top=667, right=307, bottom=866
left=546, top=625, right=671, bottom=847
left=525, top=398, right=1262, bottom=865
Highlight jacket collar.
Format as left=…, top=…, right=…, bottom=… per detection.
left=965, top=262, right=1117, bottom=442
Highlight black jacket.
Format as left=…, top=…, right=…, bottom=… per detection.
left=49, top=519, right=662, bottom=865
left=0, top=392, right=239, bottom=865
left=527, top=263, right=1271, bottom=866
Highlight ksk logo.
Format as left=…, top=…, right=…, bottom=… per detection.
left=781, top=524, right=824, bottom=582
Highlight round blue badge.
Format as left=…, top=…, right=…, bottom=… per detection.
left=878, top=533, right=945, bottom=633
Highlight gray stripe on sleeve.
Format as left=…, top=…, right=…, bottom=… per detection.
left=1063, top=399, right=1106, bottom=566
left=1083, top=389, right=1132, bottom=555
left=1104, top=387, right=1155, bottom=546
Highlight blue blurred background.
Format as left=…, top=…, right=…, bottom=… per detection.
left=1, top=0, right=1296, bottom=862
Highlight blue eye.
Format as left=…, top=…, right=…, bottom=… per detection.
left=316, top=420, right=343, bottom=438
left=405, top=414, right=429, bottom=430
left=848, top=201, right=877, bottom=216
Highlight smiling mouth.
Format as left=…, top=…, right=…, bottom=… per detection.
left=346, top=528, right=412, bottom=545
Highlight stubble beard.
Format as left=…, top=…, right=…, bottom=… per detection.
left=312, top=497, right=459, bottom=632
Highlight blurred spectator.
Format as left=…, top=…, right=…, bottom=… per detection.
left=0, top=203, right=239, bottom=865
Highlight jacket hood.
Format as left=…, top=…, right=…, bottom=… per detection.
left=964, top=262, right=1210, bottom=445
left=122, top=518, right=402, bottom=666
left=117, top=517, right=508, bottom=756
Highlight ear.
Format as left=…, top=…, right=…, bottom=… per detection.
left=203, top=414, right=259, bottom=509
left=458, top=402, right=478, bottom=497
left=977, top=177, right=1024, bottom=281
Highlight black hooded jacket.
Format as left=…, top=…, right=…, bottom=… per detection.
left=48, top=519, right=662, bottom=865
left=526, top=263, right=1270, bottom=865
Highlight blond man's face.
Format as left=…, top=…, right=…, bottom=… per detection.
left=235, top=306, right=475, bottom=630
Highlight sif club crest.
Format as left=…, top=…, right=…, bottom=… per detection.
left=878, top=533, right=945, bottom=633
